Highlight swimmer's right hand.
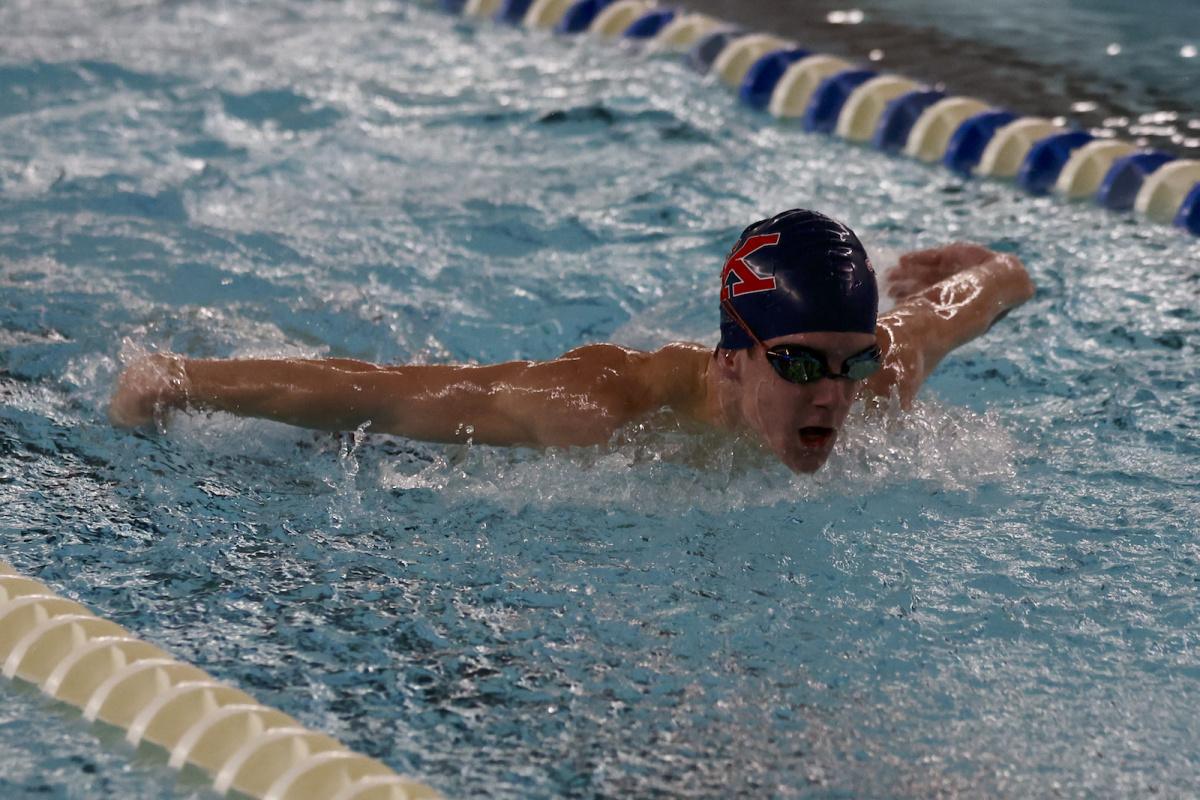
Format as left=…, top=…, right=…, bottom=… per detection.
left=108, top=353, right=190, bottom=429
left=886, top=242, right=1004, bottom=301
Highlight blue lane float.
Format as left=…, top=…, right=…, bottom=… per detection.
left=738, top=48, right=811, bottom=111
left=1177, top=183, right=1200, bottom=234
left=687, top=27, right=742, bottom=73
left=942, top=109, right=1019, bottom=175
left=1016, top=130, right=1095, bottom=195
left=623, top=8, right=676, bottom=39
left=803, top=69, right=876, bottom=133
left=556, top=0, right=614, bottom=34
left=872, top=89, right=945, bottom=152
left=1096, top=151, right=1176, bottom=210
left=496, top=0, right=534, bottom=24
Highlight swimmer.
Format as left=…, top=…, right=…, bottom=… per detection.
left=109, top=209, right=1034, bottom=473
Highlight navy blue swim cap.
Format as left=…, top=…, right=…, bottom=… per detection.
left=718, top=209, right=878, bottom=349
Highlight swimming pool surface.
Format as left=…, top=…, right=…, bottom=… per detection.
left=2, top=1, right=1200, bottom=797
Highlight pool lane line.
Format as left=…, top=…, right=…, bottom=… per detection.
left=441, top=1, right=1200, bottom=236
left=0, top=560, right=441, bottom=800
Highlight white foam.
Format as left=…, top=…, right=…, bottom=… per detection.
left=376, top=395, right=1017, bottom=515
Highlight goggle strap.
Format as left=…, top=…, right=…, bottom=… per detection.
left=721, top=298, right=768, bottom=351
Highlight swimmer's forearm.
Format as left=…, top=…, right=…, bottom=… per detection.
left=913, top=253, right=1034, bottom=340
left=177, top=358, right=386, bottom=432
left=174, top=357, right=493, bottom=440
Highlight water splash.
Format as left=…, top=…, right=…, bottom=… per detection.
left=376, top=394, right=1017, bottom=514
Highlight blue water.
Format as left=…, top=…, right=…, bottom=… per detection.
left=2, top=1, right=1200, bottom=798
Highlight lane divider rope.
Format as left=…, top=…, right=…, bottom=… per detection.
left=440, top=0, right=1200, bottom=236
left=0, top=561, right=441, bottom=800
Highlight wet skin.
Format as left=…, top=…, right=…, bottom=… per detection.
left=712, top=331, right=879, bottom=473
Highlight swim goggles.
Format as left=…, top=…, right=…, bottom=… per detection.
left=763, top=342, right=882, bottom=383
left=721, top=298, right=882, bottom=385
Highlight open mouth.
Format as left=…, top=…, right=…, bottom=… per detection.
left=798, top=426, right=836, bottom=449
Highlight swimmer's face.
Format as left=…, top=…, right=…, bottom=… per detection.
left=730, top=331, right=878, bottom=473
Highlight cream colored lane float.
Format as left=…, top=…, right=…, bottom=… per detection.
left=713, top=33, right=793, bottom=88
left=646, top=12, right=725, bottom=52
left=834, top=74, right=922, bottom=142
left=0, top=562, right=439, bottom=800
left=589, top=0, right=653, bottom=39
left=523, top=0, right=575, bottom=30
left=1135, top=159, right=1200, bottom=224
left=767, top=55, right=853, bottom=119
left=1054, top=139, right=1138, bottom=199
left=463, top=0, right=502, bottom=18
left=974, top=117, right=1062, bottom=178
left=903, top=96, right=991, bottom=162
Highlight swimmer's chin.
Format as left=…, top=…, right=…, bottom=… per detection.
left=779, top=429, right=838, bottom=474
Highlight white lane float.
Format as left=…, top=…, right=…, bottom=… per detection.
left=523, top=0, right=575, bottom=29
left=767, top=55, right=853, bottom=119
left=713, top=33, right=793, bottom=88
left=835, top=74, right=922, bottom=142
left=0, top=560, right=440, bottom=800
left=589, top=0, right=653, bottom=38
left=647, top=12, right=726, bottom=52
left=463, top=0, right=503, bottom=18
left=904, top=96, right=991, bottom=162
left=1135, top=159, right=1200, bottom=223
left=1053, top=139, right=1138, bottom=199
left=975, top=117, right=1062, bottom=178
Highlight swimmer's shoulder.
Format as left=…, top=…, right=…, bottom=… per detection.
left=556, top=341, right=710, bottom=418
left=629, top=342, right=711, bottom=418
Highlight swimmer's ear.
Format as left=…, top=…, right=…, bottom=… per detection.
left=712, top=348, right=744, bottom=382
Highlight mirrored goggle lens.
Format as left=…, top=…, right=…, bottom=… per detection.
left=843, top=351, right=882, bottom=380
left=768, top=346, right=881, bottom=383
left=768, top=352, right=825, bottom=383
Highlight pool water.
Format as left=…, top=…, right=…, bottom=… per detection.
left=2, top=1, right=1200, bottom=797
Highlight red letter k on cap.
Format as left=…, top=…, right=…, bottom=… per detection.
left=720, top=233, right=779, bottom=302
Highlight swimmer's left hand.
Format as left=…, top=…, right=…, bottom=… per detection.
left=886, top=242, right=999, bottom=300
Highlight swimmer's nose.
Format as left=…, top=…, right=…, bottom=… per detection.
left=807, top=375, right=847, bottom=409
left=806, top=376, right=854, bottom=412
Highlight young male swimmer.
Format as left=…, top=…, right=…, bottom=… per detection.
left=109, top=209, right=1035, bottom=474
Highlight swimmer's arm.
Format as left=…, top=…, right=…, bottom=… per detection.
left=865, top=248, right=1034, bottom=406
left=109, top=345, right=690, bottom=447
